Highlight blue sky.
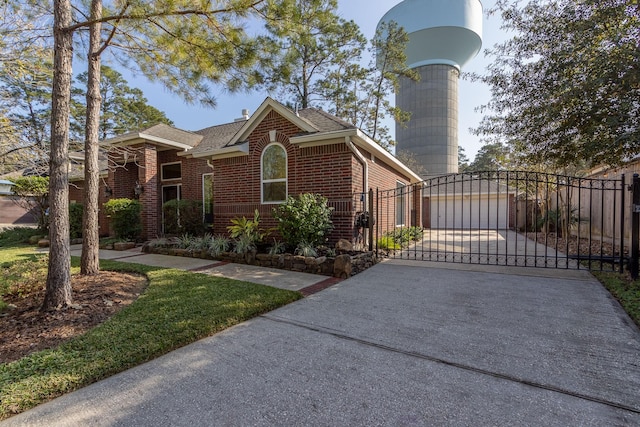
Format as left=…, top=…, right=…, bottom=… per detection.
left=111, top=0, right=506, bottom=161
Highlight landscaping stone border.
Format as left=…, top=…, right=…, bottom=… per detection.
left=141, top=244, right=377, bottom=278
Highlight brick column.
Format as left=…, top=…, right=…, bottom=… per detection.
left=139, top=144, right=159, bottom=240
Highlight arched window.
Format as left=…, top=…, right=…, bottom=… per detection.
left=261, top=143, right=287, bottom=203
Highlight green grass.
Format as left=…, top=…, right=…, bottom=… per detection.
left=592, top=271, right=640, bottom=328
left=0, top=252, right=302, bottom=420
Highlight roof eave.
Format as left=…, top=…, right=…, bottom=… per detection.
left=101, top=133, right=200, bottom=152
left=289, top=129, right=358, bottom=147
left=352, top=130, right=423, bottom=183
left=190, top=142, right=249, bottom=160
left=226, top=97, right=319, bottom=147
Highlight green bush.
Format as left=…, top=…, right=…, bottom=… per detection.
left=103, top=198, right=142, bottom=241
left=0, top=227, right=43, bottom=247
left=227, top=210, right=271, bottom=254
left=162, top=199, right=206, bottom=236
left=389, top=226, right=423, bottom=246
left=272, top=194, right=333, bottom=248
left=536, top=206, right=584, bottom=237
left=377, top=235, right=400, bottom=250
left=69, top=203, right=83, bottom=239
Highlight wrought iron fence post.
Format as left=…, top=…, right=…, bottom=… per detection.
left=631, top=174, right=640, bottom=279
left=368, top=187, right=374, bottom=252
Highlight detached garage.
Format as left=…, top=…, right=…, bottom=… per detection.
left=422, top=177, right=516, bottom=230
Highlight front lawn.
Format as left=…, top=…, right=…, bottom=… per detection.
left=0, top=252, right=301, bottom=420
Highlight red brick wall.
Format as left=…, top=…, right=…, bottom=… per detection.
left=211, top=111, right=304, bottom=237
left=358, top=147, right=417, bottom=236
left=101, top=110, right=417, bottom=244
left=156, top=151, right=212, bottom=203
left=211, top=111, right=415, bottom=244
left=138, top=144, right=158, bottom=239
left=68, top=184, right=83, bottom=203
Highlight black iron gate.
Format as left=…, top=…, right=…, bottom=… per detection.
left=374, top=170, right=634, bottom=274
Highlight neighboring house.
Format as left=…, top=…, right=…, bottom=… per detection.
left=0, top=179, right=13, bottom=196
left=0, top=176, right=38, bottom=225
left=73, top=97, right=422, bottom=242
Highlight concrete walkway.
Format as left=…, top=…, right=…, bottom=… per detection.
left=66, top=245, right=332, bottom=293
left=3, top=257, right=639, bottom=426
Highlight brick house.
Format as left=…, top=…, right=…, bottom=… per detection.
left=90, top=97, right=422, bottom=243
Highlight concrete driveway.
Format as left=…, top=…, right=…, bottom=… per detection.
left=3, top=261, right=640, bottom=426
left=403, top=229, right=579, bottom=268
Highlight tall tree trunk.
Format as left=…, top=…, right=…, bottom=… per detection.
left=81, top=0, right=102, bottom=275
left=43, top=0, right=74, bottom=310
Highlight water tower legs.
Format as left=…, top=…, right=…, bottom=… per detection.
left=396, top=64, right=460, bottom=177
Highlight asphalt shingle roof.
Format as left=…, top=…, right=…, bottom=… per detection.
left=188, top=121, right=246, bottom=157
left=297, top=108, right=356, bottom=133
left=188, top=107, right=357, bottom=156
left=108, top=124, right=202, bottom=149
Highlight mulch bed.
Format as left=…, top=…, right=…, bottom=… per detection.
left=0, top=271, right=147, bottom=364
left=527, top=232, right=628, bottom=257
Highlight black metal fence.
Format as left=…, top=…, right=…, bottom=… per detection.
left=375, top=170, right=635, bottom=274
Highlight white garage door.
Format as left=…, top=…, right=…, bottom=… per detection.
left=430, top=194, right=510, bottom=229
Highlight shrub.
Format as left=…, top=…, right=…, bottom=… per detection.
left=0, top=227, right=43, bottom=246
left=233, top=234, right=257, bottom=254
left=536, top=206, right=584, bottom=237
left=209, top=235, right=231, bottom=258
left=377, top=235, right=400, bottom=250
left=103, top=198, right=142, bottom=241
left=268, top=239, right=286, bottom=256
left=295, top=241, right=318, bottom=257
left=69, top=203, right=83, bottom=239
left=389, top=226, right=423, bottom=246
left=177, top=233, right=197, bottom=250
left=272, top=194, right=333, bottom=248
left=162, top=199, right=206, bottom=236
left=227, top=210, right=269, bottom=241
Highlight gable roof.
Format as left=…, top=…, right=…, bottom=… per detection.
left=184, top=97, right=420, bottom=182
left=103, top=123, right=203, bottom=151
left=99, top=97, right=421, bottom=182
left=183, top=98, right=358, bottom=160
left=223, top=97, right=319, bottom=148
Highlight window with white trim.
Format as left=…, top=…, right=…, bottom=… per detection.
left=261, top=143, right=287, bottom=203
left=396, top=181, right=406, bottom=226
left=161, top=162, right=181, bottom=181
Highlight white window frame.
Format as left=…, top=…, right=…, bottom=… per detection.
left=161, top=161, right=182, bottom=181
left=261, top=142, right=287, bottom=204
left=396, top=181, right=406, bottom=227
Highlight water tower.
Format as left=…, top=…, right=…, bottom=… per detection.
left=378, top=0, right=483, bottom=176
